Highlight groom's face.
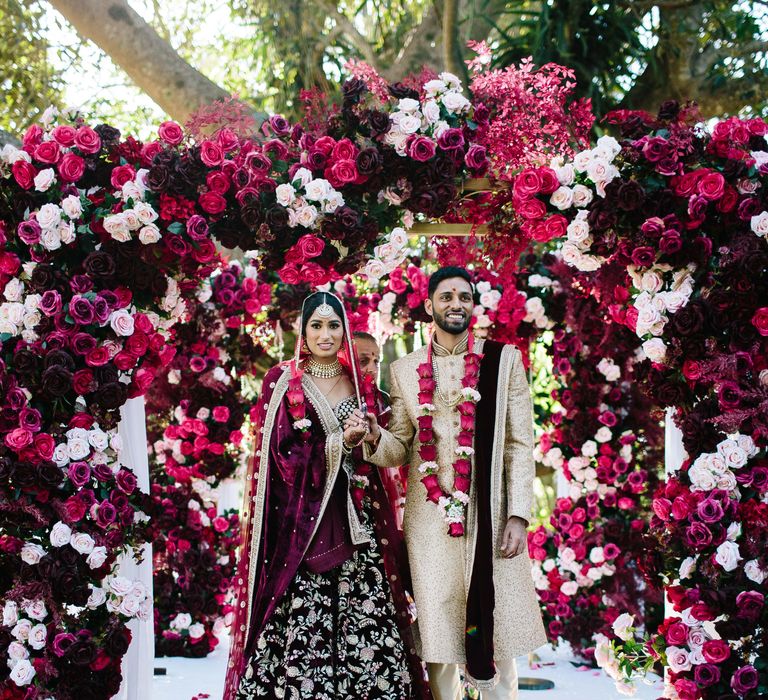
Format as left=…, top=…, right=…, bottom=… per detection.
left=425, top=277, right=474, bottom=335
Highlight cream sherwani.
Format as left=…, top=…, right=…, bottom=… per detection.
left=367, top=336, right=546, bottom=667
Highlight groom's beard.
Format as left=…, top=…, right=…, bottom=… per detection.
left=432, top=308, right=471, bottom=335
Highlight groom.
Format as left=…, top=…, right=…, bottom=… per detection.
left=362, top=266, right=545, bottom=699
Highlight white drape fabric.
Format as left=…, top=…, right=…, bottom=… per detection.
left=665, top=406, right=688, bottom=476
left=113, top=396, right=154, bottom=700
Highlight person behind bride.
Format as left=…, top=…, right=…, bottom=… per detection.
left=223, top=291, right=431, bottom=700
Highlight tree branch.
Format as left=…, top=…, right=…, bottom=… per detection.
left=443, top=0, right=462, bottom=75
left=318, top=0, right=383, bottom=72
left=390, top=5, right=444, bottom=78
left=46, top=0, right=244, bottom=123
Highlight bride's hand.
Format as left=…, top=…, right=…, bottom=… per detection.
left=343, top=409, right=368, bottom=446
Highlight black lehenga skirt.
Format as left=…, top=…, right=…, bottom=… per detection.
left=236, top=515, right=412, bottom=700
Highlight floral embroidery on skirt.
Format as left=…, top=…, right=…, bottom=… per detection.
left=237, top=524, right=412, bottom=699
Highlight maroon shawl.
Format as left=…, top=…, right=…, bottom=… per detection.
left=224, top=365, right=431, bottom=699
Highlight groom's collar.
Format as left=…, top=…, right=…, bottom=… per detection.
left=432, top=332, right=469, bottom=357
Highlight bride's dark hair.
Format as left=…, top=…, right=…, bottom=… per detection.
left=300, top=292, right=345, bottom=334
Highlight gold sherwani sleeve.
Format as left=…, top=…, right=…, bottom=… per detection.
left=364, top=363, right=414, bottom=467
left=504, top=346, right=535, bottom=523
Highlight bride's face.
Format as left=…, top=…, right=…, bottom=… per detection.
left=305, top=309, right=344, bottom=361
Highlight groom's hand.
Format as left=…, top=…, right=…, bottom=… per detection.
left=363, top=412, right=381, bottom=445
left=500, top=516, right=528, bottom=558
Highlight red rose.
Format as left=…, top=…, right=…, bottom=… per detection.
left=51, top=125, right=77, bottom=147
left=420, top=444, right=437, bottom=462
left=702, top=639, right=730, bottom=664
left=58, top=153, right=86, bottom=183
left=326, top=159, right=359, bottom=186
left=140, top=140, right=163, bottom=166
left=537, top=167, right=560, bottom=194
left=454, top=475, right=471, bottom=493
left=206, top=171, right=230, bottom=194
left=85, top=347, right=111, bottom=367
left=539, top=214, right=568, bottom=242
left=672, top=170, right=702, bottom=197
left=35, top=141, right=61, bottom=164
left=22, top=124, right=43, bottom=150
left=716, top=185, right=738, bottom=213
left=134, top=313, right=154, bottom=334
left=212, top=406, right=230, bottom=422
left=125, top=331, right=149, bottom=356
left=5, top=428, right=33, bottom=450
left=332, top=138, right=357, bottom=161
left=192, top=239, right=218, bottom=263
left=664, top=621, right=688, bottom=646
left=72, top=369, right=96, bottom=395
left=314, top=136, right=336, bottom=155
left=69, top=412, right=95, bottom=429
left=682, top=359, right=702, bottom=381
left=200, top=140, right=224, bottom=167
left=74, top=126, right=102, bottom=154
left=110, top=164, right=136, bottom=189
left=230, top=430, right=243, bottom=445
left=301, top=262, right=330, bottom=286
left=158, top=120, right=184, bottom=145
left=64, top=495, right=87, bottom=522
left=217, top=127, right=239, bottom=152
left=751, top=307, right=768, bottom=336
left=12, top=160, right=36, bottom=190
left=697, top=171, right=725, bottom=201
left=278, top=263, right=301, bottom=284
left=198, top=192, right=227, bottom=215
left=34, top=433, right=55, bottom=460
left=113, top=351, right=139, bottom=371
left=296, top=234, right=324, bottom=259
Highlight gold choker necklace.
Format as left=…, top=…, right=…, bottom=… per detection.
left=306, top=358, right=342, bottom=378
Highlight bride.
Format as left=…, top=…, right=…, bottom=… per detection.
left=224, top=291, right=430, bottom=700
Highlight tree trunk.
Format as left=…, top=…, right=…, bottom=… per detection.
left=46, top=0, right=238, bottom=123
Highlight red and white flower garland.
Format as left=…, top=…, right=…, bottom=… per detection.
left=417, top=335, right=483, bottom=537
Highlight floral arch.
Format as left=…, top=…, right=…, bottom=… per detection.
left=0, top=50, right=766, bottom=700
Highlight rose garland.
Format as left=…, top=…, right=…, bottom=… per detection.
left=417, top=334, right=482, bottom=536
left=286, top=363, right=311, bottom=437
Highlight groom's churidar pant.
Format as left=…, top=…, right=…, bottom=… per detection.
left=427, top=660, right=518, bottom=700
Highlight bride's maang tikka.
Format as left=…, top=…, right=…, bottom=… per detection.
left=316, top=293, right=334, bottom=318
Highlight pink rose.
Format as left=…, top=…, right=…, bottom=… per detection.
left=217, top=128, right=239, bottom=152
left=206, top=171, right=230, bottom=194
left=702, top=639, right=730, bottom=664
left=331, top=138, right=357, bottom=161
left=212, top=406, right=230, bottom=422
left=301, top=262, right=330, bottom=286
left=5, top=428, right=33, bottom=450
left=513, top=168, right=542, bottom=199
left=158, top=121, right=184, bottom=145
left=751, top=307, right=768, bottom=336
left=22, top=124, right=43, bottom=150
left=278, top=263, right=301, bottom=284
left=326, top=159, right=359, bottom=186
left=200, top=140, right=224, bottom=167
left=296, top=234, right=324, bottom=259
left=516, top=198, right=546, bottom=220
left=12, top=160, right=36, bottom=190
left=110, top=164, right=136, bottom=190
left=35, top=141, right=61, bottom=164
left=58, top=153, right=86, bottom=183
left=313, top=136, right=336, bottom=155
left=408, top=136, right=436, bottom=163
left=697, top=171, right=725, bottom=201
left=74, top=126, right=102, bottom=154
left=51, top=125, right=77, bottom=147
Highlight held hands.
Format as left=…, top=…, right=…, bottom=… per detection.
left=500, top=516, right=528, bottom=559
left=342, top=408, right=369, bottom=447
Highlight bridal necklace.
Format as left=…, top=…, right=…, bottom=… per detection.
left=305, top=357, right=343, bottom=378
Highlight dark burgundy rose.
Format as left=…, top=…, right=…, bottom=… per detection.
left=92, top=296, right=110, bottom=324
left=671, top=301, right=705, bottom=337
left=92, top=464, right=114, bottom=484
left=94, top=501, right=118, bottom=528
left=659, top=231, right=682, bottom=255
left=94, top=124, right=121, bottom=147
left=738, top=197, right=761, bottom=221
left=165, top=236, right=190, bottom=257
left=69, top=639, right=98, bottom=666
left=684, top=521, right=713, bottom=549
left=94, top=382, right=128, bottom=409
left=751, top=466, right=768, bottom=492
left=72, top=332, right=97, bottom=355
left=29, top=264, right=56, bottom=291
left=41, top=365, right=73, bottom=397
left=735, top=591, right=764, bottom=621
left=103, top=627, right=131, bottom=657
left=265, top=206, right=289, bottom=231
left=437, top=128, right=465, bottom=151
left=98, top=290, right=118, bottom=309
left=13, top=348, right=39, bottom=375
left=693, top=664, right=720, bottom=688
left=731, top=665, right=759, bottom=695
left=115, top=469, right=137, bottom=494
left=657, top=100, right=680, bottom=120
left=84, top=251, right=116, bottom=278
left=388, top=82, right=419, bottom=99
left=38, top=461, right=64, bottom=488
left=432, top=155, right=458, bottom=180
left=696, top=497, right=724, bottom=523
left=654, top=380, right=687, bottom=407
left=146, top=164, right=172, bottom=192
left=410, top=190, right=439, bottom=216
left=356, top=148, right=381, bottom=175
left=366, top=110, right=391, bottom=136
left=305, top=149, right=327, bottom=170
left=69, top=295, right=95, bottom=325
left=70, top=274, right=94, bottom=294
left=718, top=381, right=742, bottom=410
left=616, top=180, right=645, bottom=210
left=341, top=78, right=367, bottom=104
left=44, top=349, right=75, bottom=371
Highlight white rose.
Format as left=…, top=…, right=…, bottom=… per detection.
left=687, top=463, right=718, bottom=491
left=119, top=595, right=142, bottom=617
left=572, top=149, right=594, bottom=172
left=553, top=163, right=575, bottom=186
left=52, top=443, right=70, bottom=467
left=67, top=437, right=90, bottom=461
left=397, top=114, right=422, bottom=134
left=87, top=585, right=107, bottom=609
left=133, top=201, right=158, bottom=224
left=3, top=279, right=24, bottom=303
left=139, top=223, right=161, bottom=244
left=438, top=72, right=462, bottom=89
left=549, top=186, right=574, bottom=210
left=640, top=271, right=664, bottom=293
left=560, top=580, right=578, bottom=596
left=9, top=659, right=35, bottom=686
left=291, top=167, right=312, bottom=187
left=388, top=227, right=409, bottom=249
left=103, top=213, right=131, bottom=242
left=24, top=600, right=47, bottom=621
left=665, top=646, right=692, bottom=673
left=441, top=91, right=471, bottom=114
left=657, top=290, right=689, bottom=314
left=589, top=547, right=605, bottom=564
left=304, top=178, right=331, bottom=202
left=275, top=183, right=295, bottom=207
left=36, top=203, right=62, bottom=229
left=744, top=559, right=766, bottom=584
left=170, top=612, right=193, bottom=630
left=479, top=290, right=501, bottom=310
left=188, top=622, right=206, bottom=639
left=322, top=191, right=344, bottom=213
left=364, top=259, right=386, bottom=281
left=11, top=619, right=32, bottom=641
left=49, top=522, right=72, bottom=548
left=87, top=546, right=108, bottom=569
left=566, top=218, right=590, bottom=245
left=716, top=471, right=737, bottom=492
left=595, top=426, right=612, bottom=443
left=109, top=309, right=135, bottom=337
left=70, top=532, right=95, bottom=555
left=34, top=168, right=56, bottom=192
left=570, top=184, right=593, bottom=208
left=122, top=209, right=140, bottom=230
left=717, top=439, right=747, bottom=469
left=58, top=220, right=76, bottom=245
left=422, top=100, right=440, bottom=124
left=714, top=540, right=741, bottom=572
left=121, top=181, right=145, bottom=202
left=423, top=79, right=447, bottom=96
left=40, top=228, right=62, bottom=251
left=679, top=556, right=697, bottom=579
left=7, top=640, right=28, bottom=662
left=612, top=612, right=635, bottom=641
left=750, top=211, right=768, bottom=238
left=28, top=623, right=47, bottom=650
left=642, top=338, right=667, bottom=363
left=61, top=194, right=83, bottom=219
left=88, top=428, right=109, bottom=452
left=734, top=433, right=757, bottom=456
left=687, top=627, right=708, bottom=648
left=2, top=601, right=18, bottom=627
left=397, top=98, right=420, bottom=113
left=109, top=576, right=134, bottom=597
left=595, top=135, right=621, bottom=160
left=295, top=205, right=318, bottom=229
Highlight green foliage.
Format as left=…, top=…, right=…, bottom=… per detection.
left=0, top=0, right=63, bottom=133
